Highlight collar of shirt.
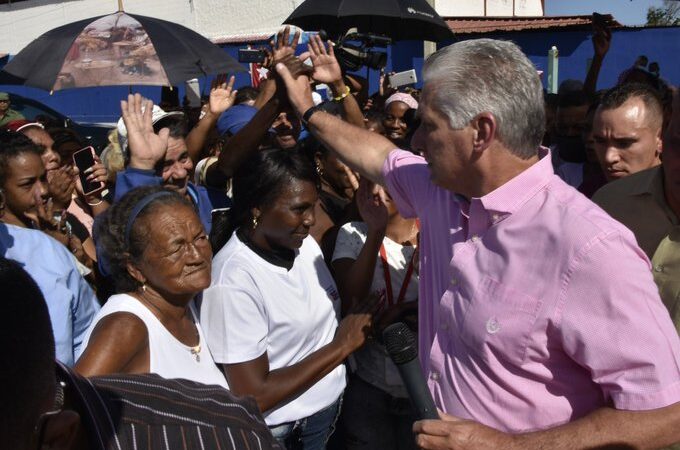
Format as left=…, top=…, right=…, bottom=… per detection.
left=622, top=166, right=678, bottom=225
left=460, top=147, right=553, bottom=234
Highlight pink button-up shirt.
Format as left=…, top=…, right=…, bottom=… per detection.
left=383, top=149, right=680, bottom=432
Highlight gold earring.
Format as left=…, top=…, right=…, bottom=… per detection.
left=252, top=216, right=259, bottom=230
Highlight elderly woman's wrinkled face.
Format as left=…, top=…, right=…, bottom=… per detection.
left=254, top=178, right=318, bottom=250
left=134, top=203, right=212, bottom=295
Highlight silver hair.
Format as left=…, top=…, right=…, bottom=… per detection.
left=422, top=39, right=545, bottom=159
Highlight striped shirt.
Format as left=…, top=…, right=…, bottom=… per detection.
left=57, top=363, right=282, bottom=450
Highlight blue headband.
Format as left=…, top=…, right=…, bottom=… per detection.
left=124, top=191, right=175, bottom=247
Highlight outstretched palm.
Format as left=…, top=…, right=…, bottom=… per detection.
left=209, top=74, right=237, bottom=115
left=302, top=35, right=343, bottom=85
left=120, top=93, right=169, bottom=170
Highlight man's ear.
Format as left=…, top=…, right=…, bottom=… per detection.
left=40, top=410, right=80, bottom=450
left=471, top=112, right=497, bottom=152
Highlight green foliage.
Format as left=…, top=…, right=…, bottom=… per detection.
left=647, top=0, right=680, bottom=26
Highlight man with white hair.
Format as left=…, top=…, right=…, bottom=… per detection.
left=275, top=38, right=680, bottom=449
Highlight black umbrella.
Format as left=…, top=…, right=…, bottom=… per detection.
left=284, top=0, right=453, bottom=42
left=3, top=11, right=245, bottom=91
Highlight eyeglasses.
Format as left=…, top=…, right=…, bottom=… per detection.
left=0, top=99, right=9, bottom=103
left=33, top=380, right=66, bottom=449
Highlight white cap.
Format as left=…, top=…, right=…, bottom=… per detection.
left=116, top=105, right=184, bottom=152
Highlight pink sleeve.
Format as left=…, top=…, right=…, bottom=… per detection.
left=557, top=230, right=680, bottom=411
left=381, top=149, right=434, bottom=219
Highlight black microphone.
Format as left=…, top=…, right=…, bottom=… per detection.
left=383, top=322, right=439, bottom=420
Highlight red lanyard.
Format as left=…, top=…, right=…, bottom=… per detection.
left=379, top=243, right=416, bottom=306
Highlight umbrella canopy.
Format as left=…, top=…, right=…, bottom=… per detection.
left=3, top=12, right=245, bottom=91
left=284, top=0, right=453, bottom=42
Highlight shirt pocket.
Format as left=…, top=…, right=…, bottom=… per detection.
left=459, top=276, right=543, bottom=365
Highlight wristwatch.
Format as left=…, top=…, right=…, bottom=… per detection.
left=301, top=104, right=324, bottom=127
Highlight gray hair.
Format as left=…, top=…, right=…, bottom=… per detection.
left=422, top=39, right=545, bottom=159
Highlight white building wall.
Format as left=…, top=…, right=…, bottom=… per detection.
left=0, top=0, right=543, bottom=55
left=434, top=0, right=543, bottom=17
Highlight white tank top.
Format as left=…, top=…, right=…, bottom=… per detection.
left=81, top=293, right=228, bottom=389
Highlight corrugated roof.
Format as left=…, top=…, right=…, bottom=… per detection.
left=446, top=14, right=622, bottom=34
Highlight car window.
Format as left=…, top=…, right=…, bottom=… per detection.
left=9, top=97, right=63, bottom=125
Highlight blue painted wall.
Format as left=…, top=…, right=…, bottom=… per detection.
left=2, top=26, right=678, bottom=124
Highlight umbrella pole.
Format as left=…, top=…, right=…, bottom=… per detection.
left=118, top=0, right=124, bottom=12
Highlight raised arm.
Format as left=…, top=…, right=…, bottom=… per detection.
left=584, top=20, right=611, bottom=96
left=275, top=62, right=394, bottom=185
left=301, top=35, right=366, bottom=128
left=332, top=179, right=388, bottom=314
left=185, top=75, right=237, bottom=164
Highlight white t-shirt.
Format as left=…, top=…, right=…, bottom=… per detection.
left=200, top=232, right=345, bottom=426
left=333, top=221, right=419, bottom=397
left=79, top=294, right=228, bottom=389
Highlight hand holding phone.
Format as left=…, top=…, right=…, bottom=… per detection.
left=72, top=147, right=105, bottom=196
left=389, top=69, right=418, bottom=88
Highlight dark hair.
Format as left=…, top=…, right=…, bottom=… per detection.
left=230, top=147, right=319, bottom=233
left=0, top=130, right=43, bottom=185
left=48, top=127, right=85, bottom=162
left=557, top=90, right=592, bottom=109
left=235, top=86, right=260, bottom=105
left=599, top=82, right=664, bottom=129
left=0, top=256, right=55, bottom=448
left=94, top=185, right=194, bottom=292
left=153, top=114, right=187, bottom=139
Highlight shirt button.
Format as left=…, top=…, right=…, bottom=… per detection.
left=654, top=264, right=664, bottom=272
left=486, top=317, right=501, bottom=334
left=492, top=214, right=500, bottom=221
left=440, top=322, right=449, bottom=331
left=450, top=277, right=457, bottom=286
left=471, top=235, right=480, bottom=242
left=430, top=371, right=440, bottom=381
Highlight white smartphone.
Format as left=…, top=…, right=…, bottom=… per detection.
left=389, top=69, right=417, bottom=88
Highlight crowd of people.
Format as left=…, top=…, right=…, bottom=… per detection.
left=1, top=21, right=679, bottom=450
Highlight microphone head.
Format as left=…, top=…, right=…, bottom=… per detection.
left=383, top=322, right=417, bottom=365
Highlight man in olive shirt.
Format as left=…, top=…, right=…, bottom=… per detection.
left=0, top=92, right=24, bottom=127
left=593, top=88, right=680, bottom=333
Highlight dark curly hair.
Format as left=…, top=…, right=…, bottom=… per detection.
left=0, top=130, right=43, bottom=185
left=95, top=185, right=194, bottom=293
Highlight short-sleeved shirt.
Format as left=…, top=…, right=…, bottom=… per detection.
left=0, top=109, right=25, bottom=127
left=333, top=221, right=419, bottom=397
left=200, top=232, right=345, bottom=426
left=0, top=223, right=100, bottom=366
left=593, top=166, right=680, bottom=334
left=382, top=148, right=680, bottom=432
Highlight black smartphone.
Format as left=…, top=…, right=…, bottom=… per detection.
left=72, top=146, right=105, bottom=196
left=238, top=48, right=266, bottom=64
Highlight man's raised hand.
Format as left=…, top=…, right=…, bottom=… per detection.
left=120, top=93, right=169, bottom=171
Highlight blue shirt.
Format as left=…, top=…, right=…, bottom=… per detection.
left=114, top=167, right=229, bottom=234
left=0, top=223, right=100, bottom=366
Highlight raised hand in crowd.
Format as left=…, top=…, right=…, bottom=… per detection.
left=47, top=164, right=76, bottom=209
left=24, top=194, right=69, bottom=246
left=120, top=93, right=169, bottom=171
left=74, top=155, right=109, bottom=216
left=302, top=35, right=366, bottom=128
left=355, top=178, right=388, bottom=234
left=185, top=74, right=236, bottom=163
left=584, top=15, right=612, bottom=95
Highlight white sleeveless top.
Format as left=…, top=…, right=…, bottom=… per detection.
left=80, top=293, right=228, bottom=389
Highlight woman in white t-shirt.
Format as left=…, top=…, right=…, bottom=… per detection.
left=200, top=148, right=374, bottom=450
left=332, top=179, right=420, bottom=450
left=75, top=186, right=228, bottom=389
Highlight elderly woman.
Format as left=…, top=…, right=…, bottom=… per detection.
left=200, top=147, right=374, bottom=450
left=75, top=185, right=228, bottom=388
